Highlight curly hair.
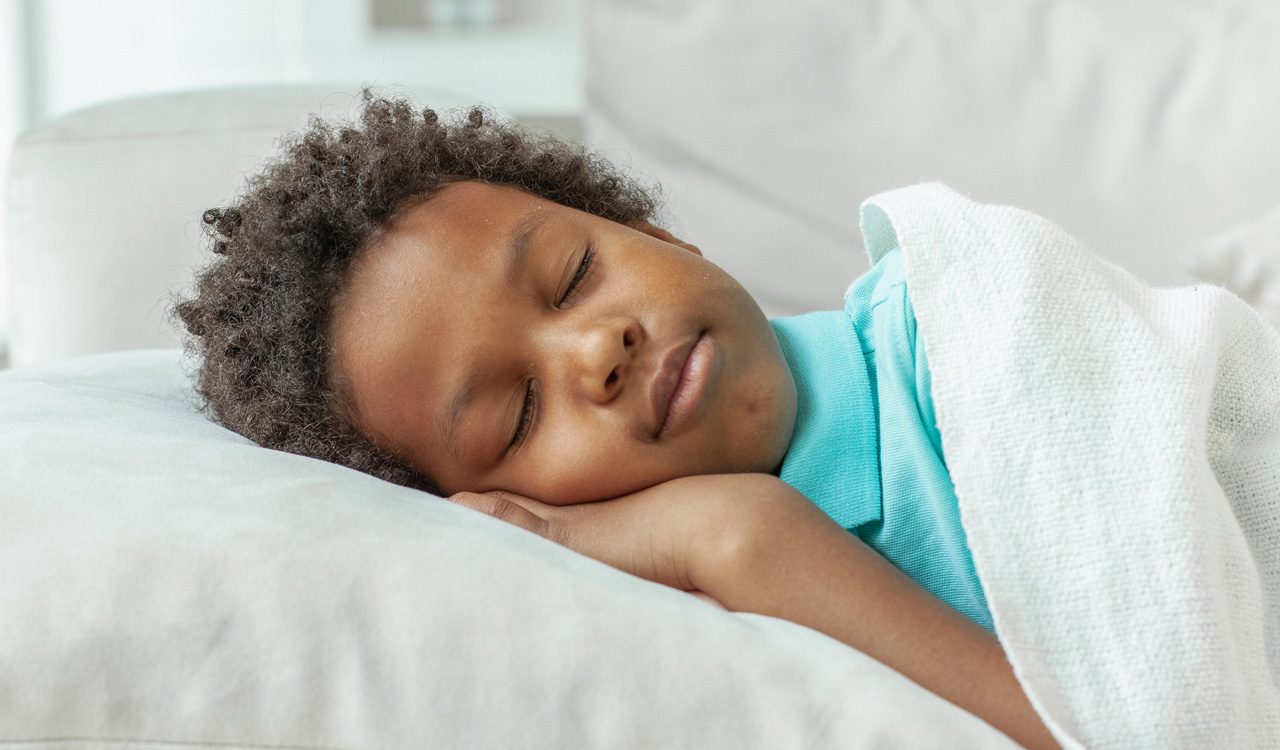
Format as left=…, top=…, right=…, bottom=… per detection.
left=174, top=90, right=662, bottom=495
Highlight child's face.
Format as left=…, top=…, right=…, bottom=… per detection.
left=331, top=180, right=797, bottom=504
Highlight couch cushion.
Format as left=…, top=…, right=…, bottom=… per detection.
left=585, top=0, right=1280, bottom=316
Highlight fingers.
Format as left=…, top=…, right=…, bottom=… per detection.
left=447, top=491, right=551, bottom=539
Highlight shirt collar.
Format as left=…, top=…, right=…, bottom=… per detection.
left=770, top=311, right=882, bottom=530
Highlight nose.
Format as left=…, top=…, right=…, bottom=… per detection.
left=567, top=316, right=641, bottom=403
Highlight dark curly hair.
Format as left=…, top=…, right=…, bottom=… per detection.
left=174, top=90, right=662, bottom=495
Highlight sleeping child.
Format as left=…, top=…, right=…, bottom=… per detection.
left=179, top=93, right=1191, bottom=750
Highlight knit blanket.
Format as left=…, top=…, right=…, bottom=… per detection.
left=860, top=184, right=1280, bottom=749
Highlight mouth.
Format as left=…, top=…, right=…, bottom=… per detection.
left=650, top=330, right=715, bottom=439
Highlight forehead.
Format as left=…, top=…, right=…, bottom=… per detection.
left=340, top=179, right=557, bottom=324
left=394, top=180, right=547, bottom=240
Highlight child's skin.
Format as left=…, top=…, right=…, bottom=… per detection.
left=330, top=180, right=1058, bottom=750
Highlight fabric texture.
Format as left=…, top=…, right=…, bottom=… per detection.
left=0, top=349, right=1020, bottom=748
left=771, top=248, right=992, bottom=631
left=862, top=183, right=1280, bottom=749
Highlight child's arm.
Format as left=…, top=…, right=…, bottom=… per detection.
left=690, top=476, right=1059, bottom=750
left=449, top=474, right=1058, bottom=750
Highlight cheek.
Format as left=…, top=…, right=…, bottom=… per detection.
left=724, top=384, right=791, bottom=469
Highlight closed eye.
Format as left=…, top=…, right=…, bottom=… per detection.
left=558, top=246, right=595, bottom=306
left=508, top=379, right=536, bottom=451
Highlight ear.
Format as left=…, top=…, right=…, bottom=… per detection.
left=631, top=219, right=703, bottom=257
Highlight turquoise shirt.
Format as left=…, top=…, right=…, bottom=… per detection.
left=770, top=248, right=993, bottom=631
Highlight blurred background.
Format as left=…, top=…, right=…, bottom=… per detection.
left=1, top=0, right=584, bottom=366
left=3, top=0, right=1279, bottom=369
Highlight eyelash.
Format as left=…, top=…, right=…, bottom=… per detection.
left=558, top=246, right=595, bottom=306
left=510, top=380, right=537, bottom=450
left=511, top=246, right=595, bottom=451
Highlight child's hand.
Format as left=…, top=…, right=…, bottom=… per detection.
left=447, top=473, right=793, bottom=606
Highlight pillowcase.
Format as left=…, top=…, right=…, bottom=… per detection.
left=0, top=349, right=1017, bottom=748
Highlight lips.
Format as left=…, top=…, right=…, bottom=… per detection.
left=649, top=331, right=715, bottom=438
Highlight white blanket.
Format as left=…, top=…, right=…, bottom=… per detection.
left=860, top=184, right=1280, bottom=749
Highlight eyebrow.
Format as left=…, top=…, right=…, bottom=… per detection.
left=443, top=365, right=483, bottom=461
left=441, top=211, right=549, bottom=457
left=505, top=210, right=549, bottom=288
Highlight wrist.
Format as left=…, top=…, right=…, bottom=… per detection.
left=678, top=473, right=808, bottom=594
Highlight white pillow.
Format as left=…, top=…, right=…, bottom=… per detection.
left=0, top=350, right=1017, bottom=748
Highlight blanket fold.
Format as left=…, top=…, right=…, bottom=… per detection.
left=860, top=184, right=1280, bottom=749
